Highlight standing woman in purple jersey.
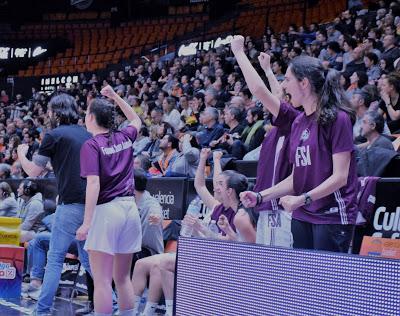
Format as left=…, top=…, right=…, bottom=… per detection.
left=241, top=55, right=358, bottom=253
left=76, top=85, right=142, bottom=316
left=231, top=35, right=299, bottom=247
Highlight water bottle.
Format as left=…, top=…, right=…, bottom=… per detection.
left=207, top=220, right=220, bottom=239
left=180, top=196, right=202, bottom=237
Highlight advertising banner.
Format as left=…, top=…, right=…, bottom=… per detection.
left=0, top=246, right=24, bottom=299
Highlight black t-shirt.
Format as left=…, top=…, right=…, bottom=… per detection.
left=38, top=125, right=91, bottom=204
left=379, top=97, right=400, bottom=133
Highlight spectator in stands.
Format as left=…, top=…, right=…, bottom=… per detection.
left=23, top=130, right=40, bottom=160
left=8, top=132, right=20, bottom=148
left=133, top=126, right=150, bottom=156
left=0, top=135, right=7, bottom=154
left=239, top=88, right=256, bottom=110
left=170, top=133, right=200, bottom=177
left=0, top=90, right=9, bottom=104
left=134, top=168, right=164, bottom=255
left=134, top=154, right=151, bottom=172
left=11, top=161, right=24, bottom=179
left=204, top=88, right=225, bottom=109
left=341, top=37, right=357, bottom=72
left=247, top=40, right=258, bottom=59
left=346, top=71, right=368, bottom=98
left=352, top=90, right=374, bottom=142
left=152, top=132, right=199, bottom=177
left=162, top=97, right=181, bottom=131
left=362, top=38, right=381, bottom=58
left=131, top=168, right=164, bottom=315
left=325, top=41, right=343, bottom=71
left=364, top=52, right=381, bottom=83
left=0, top=181, right=17, bottom=217
left=17, top=93, right=92, bottom=315
left=381, top=35, right=400, bottom=71
left=16, top=180, right=45, bottom=243
left=242, top=55, right=358, bottom=253
left=356, top=111, right=398, bottom=176
left=209, top=106, right=244, bottom=154
left=142, top=125, right=161, bottom=161
left=151, top=133, right=179, bottom=176
left=195, top=107, right=224, bottom=148
left=358, top=111, right=394, bottom=151
left=326, top=24, right=342, bottom=43
left=179, top=95, right=192, bottom=123
left=239, top=107, right=266, bottom=153
left=180, top=75, right=192, bottom=95
left=353, top=17, right=366, bottom=41
left=192, top=78, right=204, bottom=95
left=378, top=72, right=400, bottom=133
left=149, top=107, right=163, bottom=127
left=271, top=59, right=286, bottom=82
left=229, top=96, right=246, bottom=113
left=185, top=94, right=203, bottom=130
left=343, top=46, right=366, bottom=78
left=0, top=163, right=11, bottom=179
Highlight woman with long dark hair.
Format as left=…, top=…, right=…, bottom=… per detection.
left=76, top=85, right=142, bottom=316
left=241, top=55, right=358, bottom=253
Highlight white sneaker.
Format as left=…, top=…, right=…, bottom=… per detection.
left=28, top=286, right=42, bottom=301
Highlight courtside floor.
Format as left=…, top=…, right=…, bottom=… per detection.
left=0, top=297, right=88, bottom=315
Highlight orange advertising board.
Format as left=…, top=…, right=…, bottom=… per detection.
left=360, top=236, right=400, bottom=259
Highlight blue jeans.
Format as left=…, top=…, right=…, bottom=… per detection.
left=28, top=232, right=78, bottom=281
left=37, top=203, right=91, bottom=314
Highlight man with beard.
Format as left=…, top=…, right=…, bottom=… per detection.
left=17, top=93, right=91, bottom=315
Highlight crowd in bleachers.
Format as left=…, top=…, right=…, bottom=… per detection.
left=0, top=2, right=399, bottom=185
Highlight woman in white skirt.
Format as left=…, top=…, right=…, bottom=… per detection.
left=76, top=85, right=142, bottom=316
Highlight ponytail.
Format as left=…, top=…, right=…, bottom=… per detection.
left=88, top=98, right=117, bottom=145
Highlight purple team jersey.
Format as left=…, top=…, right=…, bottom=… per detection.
left=254, top=102, right=299, bottom=212
left=289, top=111, right=358, bottom=225
left=80, top=125, right=137, bottom=204
left=211, top=204, right=236, bottom=235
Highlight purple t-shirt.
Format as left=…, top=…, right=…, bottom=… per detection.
left=211, top=204, right=236, bottom=236
left=80, top=125, right=137, bottom=204
left=254, top=102, right=299, bottom=212
left=289, top=111, right=358, bottom=225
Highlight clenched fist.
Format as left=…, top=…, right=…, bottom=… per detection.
left=230, top=35, right=245, bottom=54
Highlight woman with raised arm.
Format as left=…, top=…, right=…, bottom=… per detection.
left=230, top=35, right=299, bottom=247
left=241, top=55, right=358, bottom=253
left=76, top=85, right=142, bottom=316
left=130, top=148, right=254, bottom=316
left=188, top=148, right=254, bottom=240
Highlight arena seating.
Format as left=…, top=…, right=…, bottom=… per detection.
left=9, top=0, right=347, bottom=78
